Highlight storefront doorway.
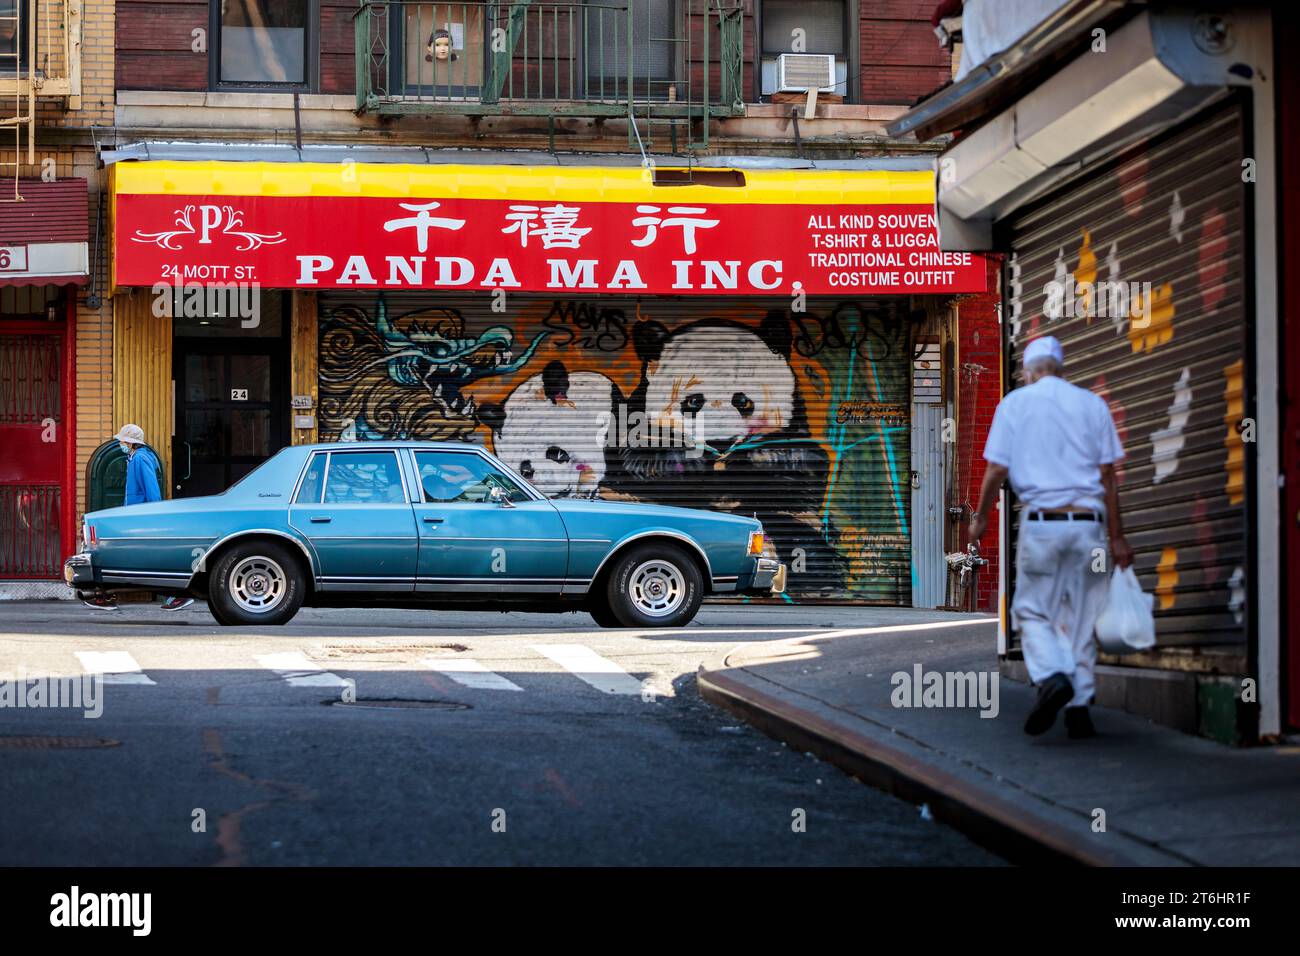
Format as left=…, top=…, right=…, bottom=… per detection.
left=171, top=293, right=290, bottom=498
left=0, top=286, right=74, bottom=578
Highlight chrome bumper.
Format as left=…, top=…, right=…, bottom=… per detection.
left=751, top=558, right=787, bottom=594
left=63, top=552, right=94, bottom=587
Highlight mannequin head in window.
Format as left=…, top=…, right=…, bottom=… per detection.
left=426, top=29, right=457, bottom=63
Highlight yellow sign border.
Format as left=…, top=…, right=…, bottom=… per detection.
left=112, top=161, right=937, bottom=206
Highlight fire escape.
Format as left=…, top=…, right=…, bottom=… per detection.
left=0, top=0, right=84, bottom=201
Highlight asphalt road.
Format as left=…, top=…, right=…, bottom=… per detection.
left=0, top=601, right=1002, bottom=866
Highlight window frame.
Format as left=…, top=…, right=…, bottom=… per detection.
left=753, top=0, right=859, bottom=105
left=411, top=448, right=535, bottom=505
left=302, top=449, right=412, bottom=506
left=0, top=0, right=32, bottom=76
left=209, top=0, right=320, bottom=93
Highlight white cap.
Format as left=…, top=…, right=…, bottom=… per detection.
left=1023, top=335, right=1064, bottom=367
left=113, top=424, right=145, bottom=445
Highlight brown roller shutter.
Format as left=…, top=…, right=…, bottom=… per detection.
left=1003, top=99, right=1249, bottom=651
left=315, top=291, right=915, bottom=602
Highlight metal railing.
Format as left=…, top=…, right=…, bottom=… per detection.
left=355, top=1, right=744, bottom=134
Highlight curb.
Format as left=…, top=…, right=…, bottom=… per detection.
left=698, top=651, right=1189, bottom=867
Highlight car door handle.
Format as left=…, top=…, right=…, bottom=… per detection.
left=310, top=516, right=332, bottom=524
left=422, top=516, right=445, bottom=524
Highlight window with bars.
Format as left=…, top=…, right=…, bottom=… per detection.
left=586, top=0, right=676, bottom=101
left=0, top=0, right=30, bottom=75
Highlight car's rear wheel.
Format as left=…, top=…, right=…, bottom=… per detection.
left=208, top=541, right=305, bottom=626
left=604, top=542, right=703, bottom=628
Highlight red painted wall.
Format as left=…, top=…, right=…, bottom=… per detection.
left=953, top=256, right=1003, bottom=612
left=859, top=0, right=953, bottom=106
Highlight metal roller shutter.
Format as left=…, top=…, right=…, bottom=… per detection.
left=316, top=291, right=914, bottom=602
left=1003, top=99, right=1249, bottom=650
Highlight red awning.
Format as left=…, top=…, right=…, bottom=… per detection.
left=0, top=178, right=90, bottom=287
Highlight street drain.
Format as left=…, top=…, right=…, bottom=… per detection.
left=0, top=735, right=121, bottom=749
left=327, top=698, right=470, bottom=711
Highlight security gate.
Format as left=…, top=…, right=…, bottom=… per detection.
left=0, top=325, right=67, bottom=578
left=1003, top=99, right=1250, bottom=654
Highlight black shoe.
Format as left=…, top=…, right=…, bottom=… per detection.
left=1065, top=706, right=1097, bottom=739
left=1024, top=672, right=1073, bottom=736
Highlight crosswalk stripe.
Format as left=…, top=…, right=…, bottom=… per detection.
left=256, top=651, right=350, bottom=688
left=530, top=644, right=644, bottom=696
left=74, top=651, right=157, bottom=686
left=419, top=657, right=524, bottom=692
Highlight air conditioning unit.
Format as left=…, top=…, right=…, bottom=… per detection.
left=777, top=54, right=836, bottom=93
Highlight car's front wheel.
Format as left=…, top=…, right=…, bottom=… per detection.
left=208, top=541, right=305, bottom=626
left=603, top=543, right=703, bottom=628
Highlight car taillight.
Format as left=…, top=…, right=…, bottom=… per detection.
left=86, top=523, right=97, bottom=547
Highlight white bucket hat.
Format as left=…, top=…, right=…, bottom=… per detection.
left=113, top=424, right=146, bottom=445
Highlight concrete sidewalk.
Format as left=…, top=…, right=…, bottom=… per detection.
left=698, top=619, right=1300, bottom=866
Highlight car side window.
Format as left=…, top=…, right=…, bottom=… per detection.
left=322, top=451, right=407, bottom=504
left=414, top=452, right=529, bottom=504
left=295, top=454, right=327, bottom=504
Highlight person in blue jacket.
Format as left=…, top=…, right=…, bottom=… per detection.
left=82, top=425, right=193, bottom=611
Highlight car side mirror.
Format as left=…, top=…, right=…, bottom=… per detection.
left=488, top=485, right=516, bottom=509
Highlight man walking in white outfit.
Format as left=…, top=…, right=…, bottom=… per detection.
left=969, top=336, right=1134, bottom=738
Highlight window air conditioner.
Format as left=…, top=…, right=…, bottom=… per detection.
left=776, top=54, right=836, bottom=93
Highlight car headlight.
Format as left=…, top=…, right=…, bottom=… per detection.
left=748, top=530, right=770, bottom=557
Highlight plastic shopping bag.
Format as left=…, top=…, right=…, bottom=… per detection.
left=1094, top=567, right=1156, bottom=654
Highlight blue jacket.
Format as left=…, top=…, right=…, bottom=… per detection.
left=125, top=447, right=163, bottom=505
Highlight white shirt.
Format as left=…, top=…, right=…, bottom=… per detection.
left=982, top=375, right=1124, bottom=511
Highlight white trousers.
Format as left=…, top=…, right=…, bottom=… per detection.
left=1011, top=514, right=1109, bottom=708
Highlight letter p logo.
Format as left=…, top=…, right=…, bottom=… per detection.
left=198, top=205, right=222, bottom=245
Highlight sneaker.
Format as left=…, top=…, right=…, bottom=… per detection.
left=1064, top=706, right=1097, bottom=739
left=1024, top=672, right=1073, bottom=736
left=160, top=596, right=195, bottom=611
left=81, top=593, right=119, bottom=610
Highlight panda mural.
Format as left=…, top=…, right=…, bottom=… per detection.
left=478, top=360, right=621, bottom=498
left=607, top=311, right=848, bottom=592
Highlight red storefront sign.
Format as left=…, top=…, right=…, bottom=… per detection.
left=113, top=193, right=986, bottom=295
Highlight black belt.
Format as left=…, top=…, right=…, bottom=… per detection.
left=1027, top=510, right=1100, bottom=521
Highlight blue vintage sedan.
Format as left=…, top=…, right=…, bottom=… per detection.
left=64, top=442, right=785, bottom=627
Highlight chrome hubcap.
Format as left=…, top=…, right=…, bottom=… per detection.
left=629, top=560, right=685, bottom=617
left=230, top=556, right=287, bottom=614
